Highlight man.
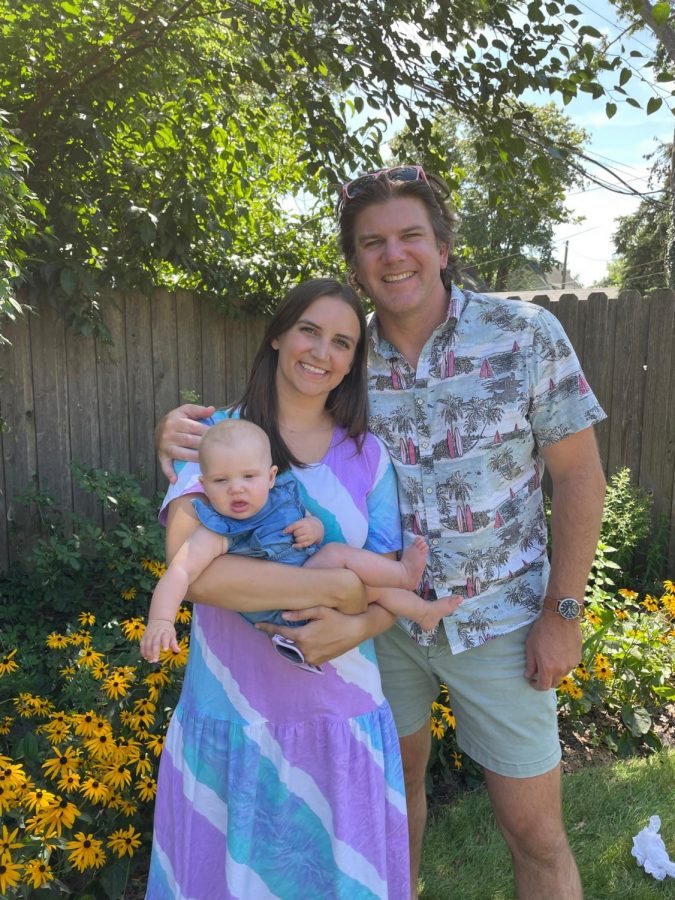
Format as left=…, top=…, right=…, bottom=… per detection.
left=157, top=166, right=606, bottom=899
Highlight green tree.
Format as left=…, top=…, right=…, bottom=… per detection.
left=0, top=0, right=660, bottom=335
left=391, top=104, right=589, bottom=290
left=609, top=144, right=670, bottom=291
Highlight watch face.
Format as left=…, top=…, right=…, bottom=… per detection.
left=559, top=598, right=581, bottom=620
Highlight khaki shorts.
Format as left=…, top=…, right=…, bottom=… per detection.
left=374, top=623, right=561, bottom=778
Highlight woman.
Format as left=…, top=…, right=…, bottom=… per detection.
left=146, top=279, right=410, bottom=899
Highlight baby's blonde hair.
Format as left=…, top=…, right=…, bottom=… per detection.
left=199, top=419, right=273, bottom=472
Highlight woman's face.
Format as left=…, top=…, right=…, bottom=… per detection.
left=271, top=295, right=361, bottom=403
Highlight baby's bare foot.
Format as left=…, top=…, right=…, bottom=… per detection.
left=400, top=536, right=429, bottom=589
left=416, top=594, right=463, bottom=632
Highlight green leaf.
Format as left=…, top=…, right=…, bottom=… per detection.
left=99, top=859, right=130, bottom=899
left=605, top=102, right=617, bottom=119
left=652, top=3, right=671, bottom=25
left=621, top=705, right=652, bottom=737
left=647, top=97, right=663, bottom=115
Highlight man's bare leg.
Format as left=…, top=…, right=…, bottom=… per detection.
left=484, top=765, right=582, bottom=899
left=399, top=723, right=432, bottom=899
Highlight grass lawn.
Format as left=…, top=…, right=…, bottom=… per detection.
left=419, top=749, right=675, bottom=899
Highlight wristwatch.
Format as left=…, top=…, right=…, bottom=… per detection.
left=542, top=596, right=583, bottom=621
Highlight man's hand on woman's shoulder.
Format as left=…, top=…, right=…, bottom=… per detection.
left=155, top=403, right=216, bottom=482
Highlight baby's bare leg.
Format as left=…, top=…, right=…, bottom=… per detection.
left=305, top=537, right=428, bottom=590
left=373, top=588, right=463, bottom=631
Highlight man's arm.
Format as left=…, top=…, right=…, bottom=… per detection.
left=525, top=426, right=606, bottom=691
left=155, top=403, right=215, bottom=482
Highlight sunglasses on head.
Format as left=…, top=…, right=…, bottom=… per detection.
left=341, top=165, right=428, bottom=201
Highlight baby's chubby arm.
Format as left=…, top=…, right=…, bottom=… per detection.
left=140, top=525, right=227, bottom=662
left=284, top=513, right=324, bottom=549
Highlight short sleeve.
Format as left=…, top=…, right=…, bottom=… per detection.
left=526, top=307, right=606, bottom=449
left=362, top=435, right=403, bottom=555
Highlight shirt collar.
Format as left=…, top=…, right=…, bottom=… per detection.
left=367, top=284, right=467, bottom=357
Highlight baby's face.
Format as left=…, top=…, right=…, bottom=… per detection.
left=200, top=441, right=276, bottom=519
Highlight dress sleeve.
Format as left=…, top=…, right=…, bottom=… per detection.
left=362, top=435, right=403, bottom=555
left=526, top=307, right=607, bottom=449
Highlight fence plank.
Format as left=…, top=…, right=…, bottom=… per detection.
left=125, top=292, right=156, bottom=497
left=30, top=303, right=72, bottom=515
left=606, top=292, right=648, bottom=481
left=201, top=298, right=228, bottom=410
left=581, top=293, right=614, bottom=475
left=66, top=326, right=102, bottom=524
left=97, top=293, right=131, bottom=474
left=176, top=289, right=203, bottom=403
left=0, top=315, right=39, bottom=566
left=225, top=314, right=248, bottom=407
left=639, top=291, right=675, bottom=526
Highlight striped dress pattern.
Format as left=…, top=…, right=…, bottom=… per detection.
left=146, top=414, right=410, bottom=899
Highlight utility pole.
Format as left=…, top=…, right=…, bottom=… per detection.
left=561, top=240, right=569, bottom=289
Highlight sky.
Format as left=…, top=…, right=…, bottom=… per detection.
left=542, top=1, right=673, bottom=286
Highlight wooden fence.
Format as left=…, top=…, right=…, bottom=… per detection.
left=1, top=287, right=674, bottom=570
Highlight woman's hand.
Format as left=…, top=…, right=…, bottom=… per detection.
left=255, top=604, right=394, bottom=666
left=155, top=403, right=215, bottom=482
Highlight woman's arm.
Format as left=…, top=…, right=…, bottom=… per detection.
left=255, top=604, right=396, bottom=667
left=166, top=496, right=368, bottom=614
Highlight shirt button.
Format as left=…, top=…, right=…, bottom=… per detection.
left=426, top=487, right=433, bottom=494
left=431, top=539, right=439, bottom=547
left=422, top=442, right=429, bottom=449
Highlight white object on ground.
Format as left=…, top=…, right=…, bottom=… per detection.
left=631, top=816, right=675, bottom=880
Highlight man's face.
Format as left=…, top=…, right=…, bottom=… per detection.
left=350, top=196, right=448, bottom=322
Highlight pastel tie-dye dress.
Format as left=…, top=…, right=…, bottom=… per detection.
left=146, top=414, right=410, bottom=899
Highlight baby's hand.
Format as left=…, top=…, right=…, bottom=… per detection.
left=140, top=619, right=180, bottom=663
left=285, top=515, right=324, bottom=549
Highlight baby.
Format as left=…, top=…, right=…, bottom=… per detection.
left=140, top=419, right=461, bottom=663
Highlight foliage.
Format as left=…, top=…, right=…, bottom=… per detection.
left=390, top=103, right=589, bottom=290
left=428, top=468, right=673, bottom=790
left=0, top=471, right=192, bottom=895
left=0, top=111, right=42, bottom=340
left=0, top=465, right=166, bottom=654
left=0, top=0, right=666, bottom=335
left=610, top=144, right=670, bottom=292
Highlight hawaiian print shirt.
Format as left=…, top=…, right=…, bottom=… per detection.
left=366, top=285, right=607, bottom=653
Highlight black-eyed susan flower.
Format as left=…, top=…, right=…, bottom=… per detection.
left=614, top=609, right=629, bottom=620
left=618, top=588, right=639, bottom=601
left=72, top=711, right=98, bottom=737
left=77, top=647, right=104, bottom=669
left=0, top=759, right=25, bottom=791
left=0, top=716, right=13, bottom=736
left=41, top=747, right=81, bottom=781
left=430, top=718, right=444, bottom=739
left=121, top=618, right=145, bottom=641
left=584, top=610, right=601, bottom=626
left=23, top=857, right=54, bottom=888
left=0, top=823, right=24, bottom=856
left=451, top=751, right=463, bottom=770
left=65, top=832, right=106, bottom=872
left=557, top=676, right=575, bottom=696
left=69, top=629, right=92, bottom=647
left=22, top=786, right=55, bottom=813
left=107, top=825, right=142, bottom=858
left=176, top=605, right=192, bottom=624
left=0, top=784, right=19, bottom=814
left=663, top=579, right=675, bottom=594
left=134, top=752, right=153, bottom=777
left=0, top=649, right=19, bottom=677
left=46, top=632, right=69, bottom=650
left=101, top=673, right=131, bottom=700
left=58, top=770, right=82, bottom=793
left=568, top=684, right=583, bottom=700
left=0, top=858, right=21, bottom=893
left=78, top=611, right=96, bottom=626
left=146, top=734, right=166, bottom=757
left=136, top=776, right=157, bottom=802
left=574, top=663, right=591, bottom=682
left=79, top=777, right=111, bottom=805
left=84, top=731, right=115, bottom=761
left=594, top=661, right=613, bottom=681
left=161, top=638, right=189, bottom=668
left=641, top=595, right=659, bottom=612
left=102, top=764, right=132, bottom=791
left=36, top=795, right=80, bottom=837
left=144, top=669, right=171, bottom=689
left=121, top=587, right=138, bottom=600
